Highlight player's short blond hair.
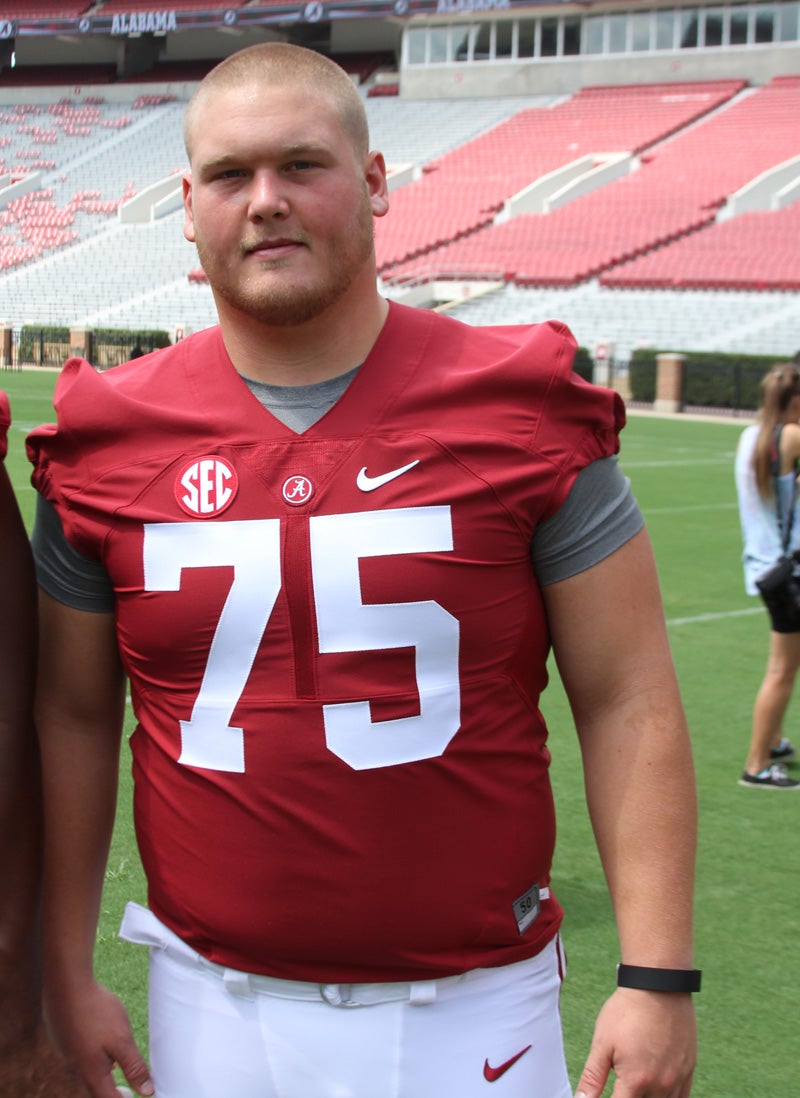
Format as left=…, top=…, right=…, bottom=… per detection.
left=183, top=43, right=370, bottom=161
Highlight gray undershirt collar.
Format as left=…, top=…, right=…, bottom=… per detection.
left=241, top=365, right=361, bottom=433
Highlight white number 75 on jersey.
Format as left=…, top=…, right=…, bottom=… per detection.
left=143, top=507, right=461, bottom=774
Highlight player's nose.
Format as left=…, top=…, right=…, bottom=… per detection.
left=248, top=169, right=290, bottom=221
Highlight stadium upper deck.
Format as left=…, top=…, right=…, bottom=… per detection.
left=0, top=1, right=796, bottom=97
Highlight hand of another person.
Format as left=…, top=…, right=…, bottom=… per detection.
left=574, top=988, right=696, bottom=1097
left=0, top=1026, right=88, bottom=1096
left=45, top=980, right=153, bottom=1098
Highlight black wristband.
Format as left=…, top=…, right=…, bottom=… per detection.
left=617, top=964, right=702, bottom=993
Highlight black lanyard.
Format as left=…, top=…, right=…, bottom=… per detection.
left=770, top=425, right=795, bottom=555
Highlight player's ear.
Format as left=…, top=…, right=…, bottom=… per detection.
left=183, top=170, right=196, bottom=243
left=366, top=151, right=389, bottom=220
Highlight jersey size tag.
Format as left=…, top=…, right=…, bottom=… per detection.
left=513, top=884, right=541, bottom=935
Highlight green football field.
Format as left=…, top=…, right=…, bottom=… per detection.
left=2, top=367, right=797, bottom=1097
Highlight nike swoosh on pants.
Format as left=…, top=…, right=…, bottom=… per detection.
left=483, top=1045, right=532, bottom=1082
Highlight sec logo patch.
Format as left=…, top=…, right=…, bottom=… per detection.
left=176, top=457, right=238, bottom=517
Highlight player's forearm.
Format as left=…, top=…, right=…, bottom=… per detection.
left=35, top=597, right=126, bottom=990
left=37, top=714, right=122, bottom=992
left=578, top=687, right=697, bottom=968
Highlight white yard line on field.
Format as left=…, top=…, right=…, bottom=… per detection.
left=666, top=606, right=761, bottom=626
left=644, top=502, right=737, bottom=514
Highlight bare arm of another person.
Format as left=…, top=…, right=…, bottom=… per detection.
left=36, top=590, right=153, bottom=1098
left=0, top=463, right=89, bottom=1096
left=543, top=528, right=697, bottom=1098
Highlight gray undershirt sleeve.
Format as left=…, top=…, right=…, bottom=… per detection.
left=32, top=492, right=116, bottom=612
left=532, top=455, right=644, bottom=585
left=31, top=369, right=643, bottom=609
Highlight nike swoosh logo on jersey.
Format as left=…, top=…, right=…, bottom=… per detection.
left=356, top=460, right=420, bottom=492
left=483, top=1045, right=532, bottom=1082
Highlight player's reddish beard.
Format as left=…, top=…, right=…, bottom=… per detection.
left=196, top=190, right=377, bottom=328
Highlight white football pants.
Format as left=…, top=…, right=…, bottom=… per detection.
left=119, top=902, right=572, bottom=1098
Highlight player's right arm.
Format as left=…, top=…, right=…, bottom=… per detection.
left=36, top=591, right=154, bottom=1098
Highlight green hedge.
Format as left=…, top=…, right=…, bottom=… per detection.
left=92, top=328, right=172, bottom=370
left=628, top=348, right=785, bottom=410
left=18, top=326, right=172, bottom=369
left=18, top=325, right=70, bottom=366
left=573, top=346, right=593, bottom=382
left=92, top=327, right=172, bottom=350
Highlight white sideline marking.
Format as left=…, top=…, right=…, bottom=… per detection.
left=666, top=607, right=761, bottom=627
left=645, top=502, right=737, bottom=514
left=622, top=457, right=735, bottom=468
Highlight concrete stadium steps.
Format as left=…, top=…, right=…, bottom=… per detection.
left=443, top=282, right=800, bottom=363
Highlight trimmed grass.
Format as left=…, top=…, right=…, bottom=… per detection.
left=3, top=368, right=796, bottom=1096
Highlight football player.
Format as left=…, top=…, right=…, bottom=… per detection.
left=0, top=392, right=84, bottom=1095
left=28, top=44, right=699, bottom=1098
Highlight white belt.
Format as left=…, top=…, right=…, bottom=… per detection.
left=119, top=896, right=548, bottom=1008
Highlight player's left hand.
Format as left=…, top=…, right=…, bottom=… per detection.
left=574, top=987, right=696, bottom=1097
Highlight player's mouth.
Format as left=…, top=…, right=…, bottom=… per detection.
left=244, top=237, right=306, bottom=261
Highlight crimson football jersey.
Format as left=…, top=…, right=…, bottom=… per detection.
left=0, top=391, right=8, bottom=461
left=28, top=302, right=624, bottom=982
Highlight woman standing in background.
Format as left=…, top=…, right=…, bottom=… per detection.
left=735, top=365, right=800, bottom=789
